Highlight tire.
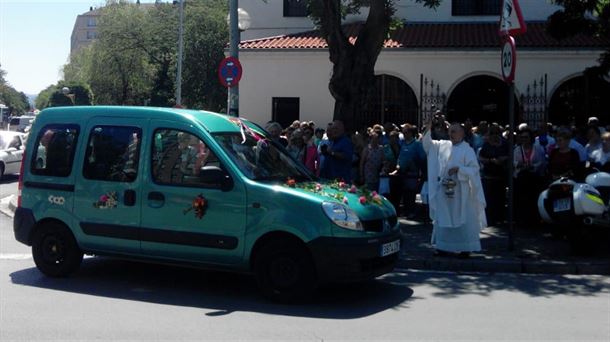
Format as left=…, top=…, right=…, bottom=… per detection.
left=32, top=223, right=83, bottom=277
left=254, top=239, right=317, bottom=303
left=0, top=163, right=5, bottom=180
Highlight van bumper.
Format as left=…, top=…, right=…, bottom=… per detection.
left=14, top=207, right=36, bottom=246
left=307, top=230, right=401, bottom=283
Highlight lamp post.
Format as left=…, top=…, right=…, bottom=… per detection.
left=175, top=0, right=185, bottom=107
left=227, top=4, right=251, bottom=117
left=62, top=87, right=75, bottom=105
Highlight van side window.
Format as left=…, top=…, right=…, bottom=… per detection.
left=151, top=129, right=220, bottom=187
left=83, top=126, right=142, bottom=182
left=31, top=125, right=79, bottom=177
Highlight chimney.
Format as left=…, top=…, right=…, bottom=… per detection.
left=89, top=6, right=93, bottom=11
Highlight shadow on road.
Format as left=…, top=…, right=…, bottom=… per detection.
left=9, top=257, right=414, bottom=318
left=0, top=174, right=18, bottom=185
left=383, top=271, right=609, bottom=299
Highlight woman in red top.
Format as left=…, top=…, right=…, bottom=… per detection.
left=548, top=128, right=582, bottom=181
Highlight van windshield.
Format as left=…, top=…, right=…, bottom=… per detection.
left=212, top=132, right=314, bottom=182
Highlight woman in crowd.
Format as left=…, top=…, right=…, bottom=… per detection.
left=548, top=128, right=582, bottom=181
left=513, top=128, right=547, bottom=224
left=478, top=124, right=509, bottom=225
left=359, top=129, right=385, bottom=192
left=383, top=131, right=402, bottom=209
left=286, top=128, right=306, bottom=163
left=590, top=132, right=610, bottom=172
left=302, top=126, right=320, bottom=175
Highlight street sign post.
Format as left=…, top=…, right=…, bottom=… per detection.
left=501, top=36, right=517, bottom=83
left=499, top=0, right=526, bottom=252
left=218, top=56, right=243, bottom=88
left=499, top=0, right=527, bottom=36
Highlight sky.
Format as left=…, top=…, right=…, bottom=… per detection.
left=0, top=0, right=157, bottom=96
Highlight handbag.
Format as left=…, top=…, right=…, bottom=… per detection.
left=378, top=176, right=390, bottom=195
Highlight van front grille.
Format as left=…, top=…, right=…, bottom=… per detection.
left=361, top=215, right=397, bottom=232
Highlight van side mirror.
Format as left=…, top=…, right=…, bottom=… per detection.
left=199, top=166, right=233, bottom=191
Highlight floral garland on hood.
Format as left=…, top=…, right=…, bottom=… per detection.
left=285, top=179, right=383, bottom=206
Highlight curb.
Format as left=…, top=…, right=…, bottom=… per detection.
left=395, top=256, right=610, bottom=275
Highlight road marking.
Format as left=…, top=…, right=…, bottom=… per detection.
left=0, top=253, right=32, bottom=260
left=0, top=195, right=14, bottom=204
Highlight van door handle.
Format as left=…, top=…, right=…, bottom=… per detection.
left=147, top=191, right=165, bottom=208
left=124, top=189, right=136, bottom=206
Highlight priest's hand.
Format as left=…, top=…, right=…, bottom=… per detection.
left=448, top=167, right=459, bottom=176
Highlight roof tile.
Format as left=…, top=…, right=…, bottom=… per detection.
left=240, top=22, right=609, bottom=50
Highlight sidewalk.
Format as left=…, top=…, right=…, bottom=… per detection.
left=2, top=194, right=608, bottom=275
left=397, top=217, right=610, bottom=275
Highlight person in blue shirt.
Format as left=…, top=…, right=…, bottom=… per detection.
left=320, top=120, right=354, bottom=183
left=390, top=123, right=427, bottom=218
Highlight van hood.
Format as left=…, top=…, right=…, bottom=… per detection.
left=277, top=180, right=396, bottom=221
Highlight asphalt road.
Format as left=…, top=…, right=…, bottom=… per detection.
left=1, top=179, right=609, bottom=341
left=0, top=210, right=608, bottom=340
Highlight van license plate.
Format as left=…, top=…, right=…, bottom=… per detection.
left=380, top=240, right=400, bottom=257
left=553, top=198, right=571, bottom=212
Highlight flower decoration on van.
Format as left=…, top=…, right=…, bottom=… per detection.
left=183, top=194, right=208, bottom=219
left=283, top=179, right=384, bottom=206
left=93, top=191, right=118, bottom=209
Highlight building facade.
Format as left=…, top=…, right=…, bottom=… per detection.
left=70, top=6, right=102, bottom=55
left=237, top=0, right=610, bottom=130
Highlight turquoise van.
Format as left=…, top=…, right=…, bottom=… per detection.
left=14, top=106, right=400, bottom=302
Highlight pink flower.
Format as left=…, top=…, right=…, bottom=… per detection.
left=348, top=185, right=357, bottom=193
left=315, top=184, right=322, bottom=191
left=338, top=181, right=347, bottom=189
left=359, top=196, right=367, bottom=204
left=371, top=191, right=378, bottom=197
left=100, top=195, right=108, bottom=202
left=342, top=196, right=349, bottom=204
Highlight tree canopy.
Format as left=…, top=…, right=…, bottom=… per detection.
left=59, top=0, right=228, bottom=110
left=0, top=64, right=30, bottom=116
left=547, top=0, right=610, bottom=76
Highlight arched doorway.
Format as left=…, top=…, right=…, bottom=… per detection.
left=548, top=75, right=610, bottom=127
left=355, top=74, right=419, bottom=131
left=446, top=75, right=518, bottom=125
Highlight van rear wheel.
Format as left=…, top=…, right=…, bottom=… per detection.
left=254, top=239, right=316, bottom=303
left=32, top=223, right=83, bottom=277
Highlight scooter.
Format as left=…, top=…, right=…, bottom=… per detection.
left=537, top=171, right=610, bottom=251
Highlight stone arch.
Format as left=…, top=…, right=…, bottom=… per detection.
left=548, top=73, right=610, bottom=127
left=446, top=73, right=519, bottom=126
left=355, top=73, right=419, bottom=132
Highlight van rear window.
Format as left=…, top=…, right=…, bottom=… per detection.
left=31, top=124, right=80, bottom=177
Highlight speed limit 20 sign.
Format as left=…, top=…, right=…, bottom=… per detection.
left=501, top=36, right=516, bottom=83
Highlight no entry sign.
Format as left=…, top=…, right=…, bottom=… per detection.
left=501, top=36, right=517, bottom=83
left=218, top=56, right=243, bottom=88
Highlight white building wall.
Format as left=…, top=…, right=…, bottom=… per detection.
left=239, top=49, right=603, bottom=126
left=239, top=51, right=335, bottom=126
left=240, top=0, right=563, bottom=40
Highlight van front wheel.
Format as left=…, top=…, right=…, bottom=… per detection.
left=254, top=240, right=316, bottom=303
left=32, top=223, right=83, bottom=277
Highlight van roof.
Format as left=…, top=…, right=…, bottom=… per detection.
left=38, top=106, right=250, bottom=133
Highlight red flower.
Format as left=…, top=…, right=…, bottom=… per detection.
left=348, top=185, right=357, bottom=193
left=359, top=196, right=367, bottom=204
left=286, top=179, right=296, bottom=188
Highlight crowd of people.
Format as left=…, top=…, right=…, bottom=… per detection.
left=264, top=114, right=609, bottom=256
left=268, top=115, right=609, bottom=219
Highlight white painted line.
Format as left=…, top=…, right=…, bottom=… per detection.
left=0, top=195, right=14, bottom=204
left=0, top=253, right=32, bottom=260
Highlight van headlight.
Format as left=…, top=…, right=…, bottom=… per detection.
left=322, top=201, right=363, bottom=231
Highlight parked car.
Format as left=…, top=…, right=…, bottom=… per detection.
left=8, top=115, right=36, bottom=132
left=13, top=106, right=400, bottom=302
left=0, top=130, right=26, bottom=179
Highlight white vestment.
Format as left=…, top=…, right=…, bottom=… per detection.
left=423, top=131, right=487, bottom=252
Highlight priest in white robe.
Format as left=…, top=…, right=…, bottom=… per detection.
left=422, top=122, right=487, bottom=256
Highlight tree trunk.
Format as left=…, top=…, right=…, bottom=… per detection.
left=318, top=0, right=392, bottom=133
